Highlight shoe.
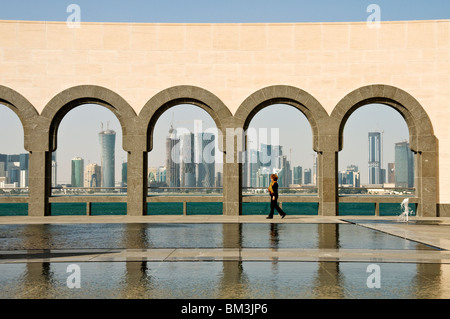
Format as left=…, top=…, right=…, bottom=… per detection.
left=281, top=213, right=286, bottom=219
left=266, top=216, right=273, bottom=219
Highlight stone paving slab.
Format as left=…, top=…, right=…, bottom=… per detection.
left=2, top=247, right=450, bottom=264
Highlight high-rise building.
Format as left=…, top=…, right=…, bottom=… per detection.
left=368, top=132, right=382, bottom=184
left=196, top=132, right=215, bottom=187
left=156, top=166, right=166, bottom=183
left=166, top=126, right=180, bottom=187
left=304, top=168, right=312, bottom=185
left=244, top=148, right=260, bottom=187
left=293, top=166, right=302, bottom=184
left=71, top=157, right=84, bottom=187
left=51, top=151, right=57, bottom=187
left=388, top=163, right=395, bottom=183
left=180, top=133, right=196, bottom=187
left=99, top=124, right=116, bottom=187
left=0, top=153, right=29, bottom=187
left=84, top=163, right=101, bottom=187
left=395, top=141, right=414, bottom=188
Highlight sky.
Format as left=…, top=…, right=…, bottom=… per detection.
left=0, top=0, right=448, bottom=184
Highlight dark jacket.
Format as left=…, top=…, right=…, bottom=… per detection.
left=270, top=182, right=279, bottom=200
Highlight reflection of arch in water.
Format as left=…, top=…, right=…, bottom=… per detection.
left=332, top=84, right=437, bottom=217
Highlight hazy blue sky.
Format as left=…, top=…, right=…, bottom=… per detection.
left=0, top=1, right=447, bottom=184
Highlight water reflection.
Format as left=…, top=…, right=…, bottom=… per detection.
left=0, top=223, right=435, bottom=250
left=1, top=261, right=449, bottom=299
left=0, top=222, right=448, bottom=298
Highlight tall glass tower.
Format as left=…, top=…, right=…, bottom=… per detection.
left=99, top=124, right=116, bottom=188
left=71, top=157, right=84, bottom=187
left=395, top=141, right=414, bottom=188
left=368, top=132, right=382, bottom=184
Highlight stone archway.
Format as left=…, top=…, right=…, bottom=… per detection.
left=331, top=84, right=438, bottom=217
left=139, top=85, right=234, bottom=215
left=32, top=85, right=137, bottom=216
left=0, top=85, right=39, bottom=151
left=234, top=85, right=334, bottom=216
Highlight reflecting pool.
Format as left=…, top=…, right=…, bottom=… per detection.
left=0, top=223, right=448, bottom=299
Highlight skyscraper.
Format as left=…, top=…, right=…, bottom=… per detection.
left=368, top=132, right=382, bottom=184
left=71, top=157, right=84, bottom=187
left=395, top=141, right=414, bottom=188
left=166, top=126, right=180, bottom=187
left=51, top=151, right=57, bottom=188
left=196, top=132, right=215, bottom=187
left=388, top=163, right=395, bottom=183
left=180, top=133, right=196, bottom=187
left=84, top=163, right=101, bottom=187
left=99, top=124, right=116, bottom=188
left=293, top=166, right=302, bottom=184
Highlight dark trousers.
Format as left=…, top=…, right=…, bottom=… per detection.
left=269, top=198, right=285, bottom=217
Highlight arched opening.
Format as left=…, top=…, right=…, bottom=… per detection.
left=332, top=85, right=437, bottom=217
left=37, top=85, right=137, bottom=216
left=50, top=104, right=128, bottom=215
left=140, top=86, right=231, bottom=216
left=0, top=104, right=29, bottom=215
left=235, top=86, right=328, bottom=216
left=242, top=103, right=318, bottom=215
left=338, top=103, right=414, bottom=216
left=146, top=103, right=223, bottom=215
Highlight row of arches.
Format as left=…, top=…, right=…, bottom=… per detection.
left=0, top=84, right=438, bottom=217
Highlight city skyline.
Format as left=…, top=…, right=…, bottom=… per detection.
left=0, top=102, right=411, bottom=185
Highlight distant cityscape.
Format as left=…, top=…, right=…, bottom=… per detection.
left=0, top=123, right=414, bottom=192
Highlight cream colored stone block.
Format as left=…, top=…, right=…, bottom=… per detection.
left=213, top=25, right=239, bottom=50
left=131, top=63, right=157, bottom=77
left=379, top=23, right=407, bottom=49
left=46, top=63, right=75, bottom=76
left=73, top=24, right=104, bottom=50
left=186, top=25, right=212, bottom=50
left=321, top=24, right=350, bottom=50
left=172, top=51, right=199, bottom=64
left=75, top=64, right=103, bottom=76
left=17, top=22, right=46, bottom=49
left=88, top=50, right=118, bottom=64
left=240, top=25, right=267, bottom=50
left=267, top=25, right=294, bottom=50
left=158, top=25, right=186, bottom=51
left=147, top=51, right=175, bottom=64
left=102, top=63, right=131, bottom=76
left=46, top=23, right=76, bottom=50
left=184, top=64, right=213, bottom=78
left=294, top=24, right=322, bottom=50
left=157, top=64, right=186, bottom=77
left=349, top=23, right=379, bottom=50
left=198, top=51, right=226, bottom=64
left=3, top=48, right=32, bottom=62
left=130, top=25, right=158, bottom=51
left=0, top=21, right=17, bottom=48
left=407, top=21, right=437, bottom=49
left=103, top=24, right=131, bottom=50
left=0, top=62, right=18, bottom=75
